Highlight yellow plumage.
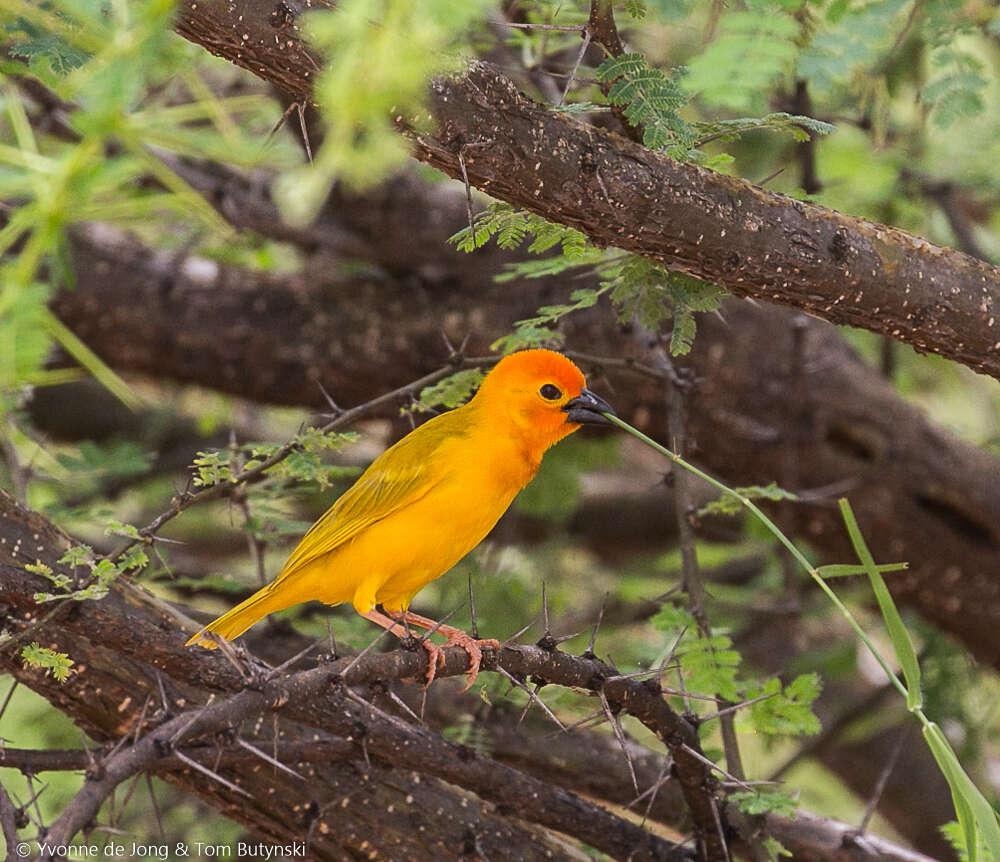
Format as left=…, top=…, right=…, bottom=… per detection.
left=186, top=350, right=613, bottom=676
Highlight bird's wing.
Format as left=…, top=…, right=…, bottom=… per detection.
left=274, top=412, right=466, bottom=580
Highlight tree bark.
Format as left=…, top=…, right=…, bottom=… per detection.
left=50, top=223, right=1000, bottom=673
left=173, top=1, right=1000, bottom=381
left=0, top=489, right=683, bottom=862
left=0, top=489, right=940, bottom=862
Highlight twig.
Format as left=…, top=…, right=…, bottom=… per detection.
left=583, top=592, right=607, bottom=658
left=557, top=29, right=592, bottom=107
left=599, top=687, right=639, bottom=794
left=680, top=744, right=753, bottom=792
left=0, top=680, right=17, bottom=722
left=457, top=147, right=475, bottom=238
left=144, top=774, right=164, bottom=840
left=496, top=666, right=566, bottom=731
left=378, top=684, right=423, bottom=726
left=858, top=724, right=911, bottom=832
left=0, top=779, right=20, bottom=860
left=587, top=0, right=643, bottom=143
left=468, top=574, right=480, bottom=640
left=501, top=618, right=536, bottom=646
left=171, top=747, right=252, bottom=798
left=494, top=21, right=586, bottom=31
left=709, top=797, right=732, bottom=862
left=235, top=736, right=306, bottom=781
left=296, top=103, right=312, bottom=163
left=698, top=691, right=778, bottom=724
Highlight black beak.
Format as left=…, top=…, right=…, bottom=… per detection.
left=563, top=388, right=616, bottom=425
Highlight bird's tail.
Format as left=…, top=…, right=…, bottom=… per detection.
left=185, top=585, right=288, bottom=648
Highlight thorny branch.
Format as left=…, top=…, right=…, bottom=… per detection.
left=28, top=639, right=695, bottom=862
left=170, top=0, right=1000, bottom=381
left=0, top=501, right=942, bottom=862
left=2, top=356, right=497, bottom=651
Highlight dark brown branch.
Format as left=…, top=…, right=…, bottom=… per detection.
left=763, top=809, right=938, bottom=862
left=28, top=637, right=689, bottom=861
left=787, top=80, right=822, bottom=196
left=587, top=0, right=642, bottom=143
left=0, top=741, right=354, bottom=775
left=0, top=780, right=20, bottom=859
left=49, top=222, right=1000, bottom=673
left=171, top=1, right=1000, bottom=381
left=0, top=488, right=693, bottom=862
left=0, top=493, right=943, bottom=862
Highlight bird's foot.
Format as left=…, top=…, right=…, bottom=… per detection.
left=372, top=609, right=499, bottom=689
left=419, top=639, right=447, bottom=686
left=440, top=629, right=500, bottom=692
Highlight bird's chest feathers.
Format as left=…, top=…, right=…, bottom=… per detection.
left=472, top=429, right=543, bottom=497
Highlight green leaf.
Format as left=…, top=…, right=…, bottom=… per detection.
left=59, top=544, right=95, bottom=568
left=625, top=0, right=647, bottom=19
left=760, top=837, right=792, bottom=861
left=450, top=203, right=590, bottom=259
left=597, top=53, right=696, bottom=154
left=292, top=427, right=358, bottom=453
left=923, top=722, right=1000, bottom=862
left=104, top=520, right=142, bottom=540
left=796, top=0, right=907, bottom=93
left=941, top=821, right=972, bottom=862
left=697, top=482, right=797, bottom=518
left=729, top=788, right=797, bottom=817
left=691, top=112, right=835, bottom=145
left=191, top=449, right=235, bottom=488
left=747, top=673, right=822, bottom=736
left=838, top=499, right=921, bottom=711
left=679, top=634, right=742, bottom=700
left=21, top=642, right=74, bottom=682
left=816, top=562, right=908, bottom=578
left=669, top=308, right=697, bottom=356
left=8, top=28, right=90, bottom=75
left=606, top=259, right=726, bottom=354
left=922, top=48, right=987, bottom=129
left=650, top=602, right=696, bottom=632
left=490, top=324, right=565, bottom=355
left=684, top=11, right=800, bottom=112
left=404, top=369, right=485, bottom=414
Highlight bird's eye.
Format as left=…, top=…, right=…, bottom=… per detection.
left=539, top=384, right=562, bottom=401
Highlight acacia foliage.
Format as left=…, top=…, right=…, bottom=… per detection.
left=1, top=0, right=999, bottom=860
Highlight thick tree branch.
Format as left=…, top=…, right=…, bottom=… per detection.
left=173, top=1, right=1000, bottom=380
left=0, top=489, right=940, bottom=862
left=0, top=490, right=701, bottom=862
left=51, top=223, right=1000, bottom=672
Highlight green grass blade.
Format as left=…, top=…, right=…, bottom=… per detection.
left=838, top=498, right=922, bottom=711
left=600, top=412, right=996, bottom=853
left=924, top=721, right=1000, bottom=862
left=816, top=562, right=908, bottom=578
left=41, top=308, right=142, bottom=410
left=603, top=412, right=908, bottom=700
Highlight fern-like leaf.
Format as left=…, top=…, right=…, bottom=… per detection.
left=597, top=53, right=696, bottom=154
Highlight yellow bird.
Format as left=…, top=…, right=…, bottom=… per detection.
left=186, top=349, right=614, bottom=683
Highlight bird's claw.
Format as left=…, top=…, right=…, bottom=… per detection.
left=420, top=640, right=447, bottom=687
left=442, top=632, right=500, bottom=692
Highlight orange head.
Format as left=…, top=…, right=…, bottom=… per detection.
left=471, top=349, right=615, bottom=452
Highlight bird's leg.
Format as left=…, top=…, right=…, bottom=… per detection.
left=361, top=609, right=446, bottom=685
left=385, top=610, right=500, bottom=691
